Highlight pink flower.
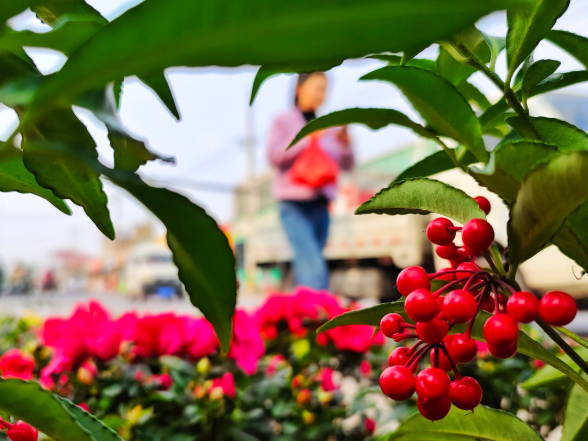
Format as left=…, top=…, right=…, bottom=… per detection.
left=0, top=350, right=35, bottom=380
left=364, top=417, right=376, bottom=434
left=324, top=325, right=384, bottom=353
left=182, top=317, right=218, bottom=359
left=266, top=354, right=286, bottom=376
left=229, top=310, right=265, bottom=375
left=151, top=373, right=173, bottom=390
left=132, top=314, right=184, bottom=358
left=319, top=368, right=337, bottom=391
left=359, top=360, right=371, bottom=377
left=210, top=372, right=236, bottom=399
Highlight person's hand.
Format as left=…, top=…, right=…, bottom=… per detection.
left=336, top=126, right=350, bottom=146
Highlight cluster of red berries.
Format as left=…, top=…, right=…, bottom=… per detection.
left=378, top=196, right=578, bottom=421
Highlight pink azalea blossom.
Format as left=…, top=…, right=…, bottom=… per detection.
left=210, top=372, right=236, bottom=398
left=229, top=310, right=265, bottom=375
left=319, top=368, right=338, bottom=391
left=0, top=350, right=35, bottom=380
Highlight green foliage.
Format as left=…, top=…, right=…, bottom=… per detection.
left=548, top=30, right=588, bottom=69
left=387, top=406, right=543, bottom=441
left=361, top=66, right=487, bottom=161
left=0, top=379, right=121, bottom=441
left=316, top=301, right=404, bottom=333
left=393, top=149, right=477, bottom=184
left=562, top=384, right=588, bottom=441
left=357, top=178, right=486, bottom=223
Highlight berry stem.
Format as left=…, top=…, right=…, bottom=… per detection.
left=432, top=276, right=471, bottom=297
left=429, top=269, right=477, bottom=279
left=405, top=344, right=432, bottom=370
left=439, top=343, right=461, bottom=379
left=536, top=319, right=588, bottom=375
left=467, top=286, right=491, bottom=337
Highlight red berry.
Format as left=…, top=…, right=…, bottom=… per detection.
left=436, top=244, right=460, bottom=260
left=447, top=333, right=478, bottom=363
left=474, top=196, right=491, bottom=215
left=442, top=290, right=477, bottom=324
left=455, top=262, right=480, bottom=280
left=426, top=218, right=457, bottom=245
left=379, top=366, right=415, bottom=400
left=430, top=345, right=453, bottom=371
left=507, top=291, right=539, bottom=323
left=488, top=341, right=517, bottom=359
left=405, top=289, right=439, bottom=322
left=417, top=396, right=451, bottom=421
left=480, top=294, right=495, bottom=313
left=388, top=347, right=411, bottom=366
left=435, top=268, right=455, bottom=282
left=461, top=219, right=494, bottom=256
left=6, top=421, right=38, bottom=441
left=415, top=367, right=450, bottom=400
left=539, top=291, right=577, bottom=326
left=380, top=313, right=404, bottom=338
left=483, top=314, right=518, bottom=346
left=449, top=377, right=482, bottom=410
left=396, top=266, right=430, bottom=296
left=416, top=318, right=449, bottom=344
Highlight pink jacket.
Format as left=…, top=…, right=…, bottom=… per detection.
left=267, top=108, right=354, bottom=201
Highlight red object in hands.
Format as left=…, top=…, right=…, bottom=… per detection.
left=289, top=134, right=338, bottom=188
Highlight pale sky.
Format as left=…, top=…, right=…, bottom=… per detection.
left=1, top=0, right=588, bottom=267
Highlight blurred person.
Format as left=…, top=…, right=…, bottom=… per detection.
left=41, top=269, right=57, bottom=292
left=267, top=72, right=354, bottom=290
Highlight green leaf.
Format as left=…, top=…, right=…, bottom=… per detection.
left=391, top=434, right=474, bottom=441
left=250, top=61, right=339, bottom=105
left=55, top=396, right=123, bottom=441
left=393, top=149, right=477, bottom=184
left=361, top=66, right=487, bottom=161
left=317, top=301, right=404, bottom=334
left=530, top=70, right=588, bottom=96
left=22, top=109, right=114, bottom=239
left=28, top=0, right=106, bottom=26
left=554, top=204, right=588, bottom=273
left=521, top=59, right=560, bottom=99
left=547, top=30, right=588, bottom=69
left=558, top=327, right=588, bottom=351
left=506, top=0, right=570, bottom=78
left=0, top=378, right=119, bottom=441
left=369, top=54, right=436, bottom=71
left=522, top=347, right=588, bottom=390
left=356, top=178, right=486, bottom=224
left=562, top=383, right=588, bottom=441
left=0, top=1, right=29, bottom=27
left=437, top=27, right=491, bottom=85
left=289, top=108, right=434, bottom=147
left=0, top=146, right=71, bottom=214
left=30, top=0, right=524, bottom=112
left=104, top=171, right=236, bottom=351
left=138, top=72, right=180, bottom=120
left=455, top=81, right=491, bottom=111
left=507, top=116, right=588, bottom=152
left=470, top=140, right=558, bottom=203
left=508, top=151, right=588, bottom=266
left=389, top=406, right=543, bottom=441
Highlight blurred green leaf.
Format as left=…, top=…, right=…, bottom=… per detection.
left=437, top=27, right=491, bottom=85
left=370, top=54, right=436, bottom=71
left=508, top=151, right=588, bottom=266
left=388, top=406, right=543, bottom=441
left=28, top=0, right=106, bottom=25
left=507, top=116, right=588, bottom=152
left=521, top=59, right=560, bottom=99
left=104, top=171, right=236, bottom=352
left=506, top=0, right=569, bottom=78
left=22, top=109, right=114, bottom=239
left=30, top=0, right=524, bottom=112
left=547, top=30, right=588, bottom=69
left=289, top=108, right=434, bottom=147
left=0, top=145, right=70, bottom=214
left=317, top=301, right=404, bottom=333
left=530, top=70, right=588, bottom=96
left=522, top=347, right=588, bottom=390
left=356, top=178, right=486, bottom=223
left=562, top=383, right=588, bottom=441
left=455, top=81, right=491, bottom=111
left=138, top=72, right=180, bottom=120
left=393, top=149, right=477, bottom=184
left=0, top=378, right=118, bottom=441
left=362, top=66, right=487, bottom=161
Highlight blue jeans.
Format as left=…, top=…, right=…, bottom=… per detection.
left=279, top=199, right=330, bottom=290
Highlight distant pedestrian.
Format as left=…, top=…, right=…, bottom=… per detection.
left=267, top=72, right=354, bottom=290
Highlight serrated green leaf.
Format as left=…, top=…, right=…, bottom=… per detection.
left=250, top=61, right=340, bottom=105
left=55, top=396, right=123, bottom=441
left=138, top=72, right=180, bottom=120
left=437, top=27, right=491, bottom=85
left=508, top=151, right=588, bottom=266
left=0, top=146, right=70, bottom=214
left=22, top=110, right=114, bottom=239
left=455, top=81, right=491, bottom=111
left=0, top=378, right=108, bottom=441
left=104, top=171, right=236, bottom=352
left=547, top=30, right=588, bottom=69
left=521, top=59, right=560, bottom=99
left=317, top=301, right=404, bottom=334
left=289, top=108, right=434, bottom=148
left=361, top=66, right=487, bottom=161
left=530, top=70, right=588, bottom=96
left=29, top=0, right=524, bottom=113
left=393, top=149, right=477, bottom=184
left=356, top=178, right=485, bottom=224
left=562, top=383, right=588, bottom=441
left=506, top=0, right=569, bottom=78
left=522, top=347, right=588, bottom=390
left=507, top=116, right=588, bottom=152
left=389, top=406, right=543, bottom=441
